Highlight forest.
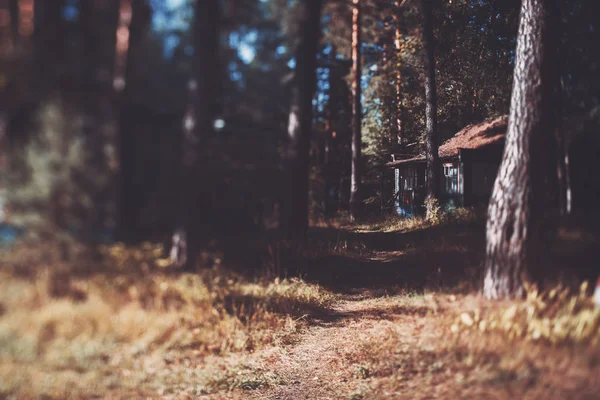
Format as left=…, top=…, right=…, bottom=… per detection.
left=0, top=0, right=599, bottom=398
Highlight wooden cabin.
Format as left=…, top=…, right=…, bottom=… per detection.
left=386, top=117, right=508, bottom=216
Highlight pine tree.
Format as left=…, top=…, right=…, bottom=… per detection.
left=484, top=0, right=560, bottom=299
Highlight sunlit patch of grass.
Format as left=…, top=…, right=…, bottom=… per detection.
left=351, top=215, right=430, bottom=233
left=0, top=237, right=336, bottom=398
left=341, top=293, right=600, bottom=400
left=453, top=282, right=600, bottom=345
left=350, top=207, right=481, bottom=234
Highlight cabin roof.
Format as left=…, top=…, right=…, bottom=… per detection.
left=386, top=116, right=508, bottom=168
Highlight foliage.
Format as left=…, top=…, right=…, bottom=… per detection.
left=5, top=97, right=117, bottom=231
left=424, top=196, right=443, bottom=223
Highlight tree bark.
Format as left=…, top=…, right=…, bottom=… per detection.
left=393, top=1, right=404, bottom=145
left=349, top=0, right=362, bottom=222
left=0, top=0, right=14, bottom=56
left=421, top=0, right=440, bottom=217
left=280, top=0, right=323, bottom=237
left=33, top=0, right=65, bottom=90
left=116, top=0, right=149, bottom=242
left=170, top=0, right=220, bottom=268
left=325, top=44, right=338, bottom=218
left=483, top=0, right=560, bottom=299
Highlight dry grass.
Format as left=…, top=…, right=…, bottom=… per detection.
left=338, top=290, right=600, bottom=400
left=2, top=214, right=598, bottom=399
left=349, top=207, right=481, bottom=234
left=0, top=237, right=335, bottom=399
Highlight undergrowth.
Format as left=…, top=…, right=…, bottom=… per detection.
left=0, top=237, right=335, bottom=398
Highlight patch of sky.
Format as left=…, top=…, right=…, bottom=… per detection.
left=229, top=29, right=258, bottom=64
left=63, top=0, right=79, bottom=22
left=239, top=30, right=258, bottom=64
left=164, top=35, right=181, bottom=58
left=151, top=0, right=192, bottom=58
left=231, top=71, right=243, bottom=82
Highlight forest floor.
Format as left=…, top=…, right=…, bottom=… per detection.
left=1, top=213, right=599, bottom=399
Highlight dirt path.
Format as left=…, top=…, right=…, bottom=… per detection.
left=248, top=290, right=420, bottom=400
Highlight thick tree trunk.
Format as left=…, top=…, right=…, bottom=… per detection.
left=421, top=0, right=440, bottom=217
left=170, top=0, right=220, bottom=268
left=280, top=0, right=322, bottom=237
left=483, top=0, right=559, bottom=299
left=349, top=0, right=362, bottom=222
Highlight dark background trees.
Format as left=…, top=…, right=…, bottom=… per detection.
left=0, top=0, right=598, bottom=286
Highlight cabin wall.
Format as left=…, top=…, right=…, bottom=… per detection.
left=441, top=161, right=462, bottom=209
left=459, top=145, right=503, bottom=206
left=393, top=148, right=504, bottom=216
left=395, top=163, right=426, bottom=217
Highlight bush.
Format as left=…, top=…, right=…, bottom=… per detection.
left=5, top=96, right=117, bottom=232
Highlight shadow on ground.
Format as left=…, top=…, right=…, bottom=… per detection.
left=277, top=221, right=486, bottom=294
left=273, top=216, right=600, bottom=295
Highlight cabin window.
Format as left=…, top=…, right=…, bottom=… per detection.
left=443, top=164, right=459, bottom=194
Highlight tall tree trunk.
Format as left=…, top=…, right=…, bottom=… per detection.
left=33, top=0, right=65, bottom=90
left=280, top=0, right=322, bottom=237
left=483, top=0, right=560, bottom=300
left=349, top=0, right=362, bottom=222
left=556, top=78, right=569, bottom=216
left=421, top=0, right=440, bottom=217
left=0, top=0, right=14, bottom=56
left=381, top=40, right=394, bottom=145
left=112, top=0, right=133, bottom=92
left=556, top=127, right=569, bottom=216
left=115, top=0, right=149, bottom=242
left=0, top=0, right=12, bottom=180
left=393, top=1, right=404, bottom=145
left=170, top=0, right=220, bottom=268
left=324, top=44, right=338, bottom=218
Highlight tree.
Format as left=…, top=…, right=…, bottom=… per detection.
left=349, top=0, right=362, bottom=221
left=280, top=0, right=323, bottom=237
left=421, top=0, right=440, bottom=219
left=170, top=0, right=220, bottom=268
left=116, top=0, right=151, bottom=242
left=483, top=0, right=560, bottom=299
left=33, top=0, right=66, bottom=91
left=392, top=0, right=408, bottom=145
